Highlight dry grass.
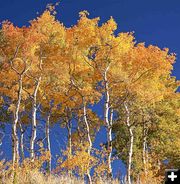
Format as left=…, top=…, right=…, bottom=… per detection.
left=1, top=171, right=83, bottom=184
left=0, top=170, right=121, bottom=184
left=0, top=167, right=162, bottom=184
left=0, top=172, right=163, bottom=184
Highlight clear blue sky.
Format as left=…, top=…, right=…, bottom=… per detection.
left=0, top=0, right=179, bottom=178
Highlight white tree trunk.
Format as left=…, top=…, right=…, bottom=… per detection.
left=83, top=98, right=92, bottom=155
left=10, top=46, right=31, bottom=171
left=108, top=108, right=113, bottom=175
left=30, top=77, right=41, bottom=161
left=46, top=112, right=51, bottom=173
left=12, top=75, right=23, bottom=166
left=124, top=102, right=133, bottom=184
left=128, top=127, right=134, bottom=184
left=83, top=97, right=92, bottom=184
left=19, top=122, right=25, bottom=161
left=104, top=66, right=113, bottom=178
left=142, top=122, right=148, bottom=175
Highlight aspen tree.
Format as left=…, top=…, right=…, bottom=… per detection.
left=0, top=23, right=35, bottom=165
left=26, top=10, right=67, bottom=161
left=64, top=12, right=101, bottom=183
left=112, top=43, right=176, bottom=183
left=93, top=19, right=134, bottom=178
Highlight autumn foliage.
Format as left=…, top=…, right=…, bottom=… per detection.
left=0, top=8, right=179, bottom=184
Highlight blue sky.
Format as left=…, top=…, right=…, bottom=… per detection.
left=0, top=0, right=179, bottom=179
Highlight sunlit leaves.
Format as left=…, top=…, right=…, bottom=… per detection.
left=0, top=8, right=179, bottom=182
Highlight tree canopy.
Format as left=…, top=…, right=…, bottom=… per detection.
left=0, top=9, right=179, bottom=184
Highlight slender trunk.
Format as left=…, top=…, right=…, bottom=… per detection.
left=30, top=77, right=41, bottom=161
left=108, top=108, right=113, bottom=176
left=12, top=75, right=23, bottom=166
left=128, top=127, right=133, bottom=184
left=82, top=97, right=92, bottom=184
left=142, top=122, right=148, bottom=175
left=104, top=66, right=113, bottom=178
left=46, top=112, right=51, bottom=173
left=19, top=122, right=25, bottom=161
left=12, top=75, right=23, bottom=184
left=124, top=102, right=133, bottom=184
left=83, top=98, right=92, bottom=155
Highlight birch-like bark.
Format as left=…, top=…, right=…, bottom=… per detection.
left=82, top=97, right=92, bottom=184
left=19, top=121, right=25, bottom=161
left=10, top=46, right=23, bottom=166
left=12, top=75, right=23, bottom=166
left=30, top=48, right=43, bottom=161
left=9, top=47, right=30, bottom=184
left=104, top=65, right=113, bottom=178
left=70, top=77, right=93, bottom=182
left=46, top=112, right=51, bottom=173
left=124, top=102, right=133, bottom=184
left=30, top=77, right=41, bottom=161
left=142, top=122, right=148, bottom=175
left=83, top=97, right=92, bottom=155
left=108, top=108, right=113, bottom=174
